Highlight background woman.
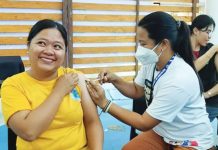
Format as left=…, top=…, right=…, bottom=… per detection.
left=190, top=14, right=218, bottom=123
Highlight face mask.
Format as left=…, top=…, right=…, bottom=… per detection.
left=135, top=44, right=161, bottom=65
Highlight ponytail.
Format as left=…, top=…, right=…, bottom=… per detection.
left=174, top=21, right=194, bottom=68
left=175, top=21, right=203, bottom=93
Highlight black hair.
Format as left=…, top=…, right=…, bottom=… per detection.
left=190, top=14, right=215, bottom=34
left=138, top=11, right=203, bottom=93
left=27, top=19, right=68, bottom=48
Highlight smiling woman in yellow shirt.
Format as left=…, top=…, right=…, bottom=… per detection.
left=1, top=19, right=103, bottom=150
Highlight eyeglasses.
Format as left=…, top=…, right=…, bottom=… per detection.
left=200, top=29, right=213, bottom=37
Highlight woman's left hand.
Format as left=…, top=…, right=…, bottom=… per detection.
left=86, top=80, right=108, bottom=109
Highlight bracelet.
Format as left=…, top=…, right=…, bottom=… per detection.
left=105, top=101, right=112, bottom=113
left=98, top=100, right=111, bottom=116
left=103, top=100, right=111, bottom=112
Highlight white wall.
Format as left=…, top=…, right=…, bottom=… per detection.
left=206, top=0, right=218, bottom=44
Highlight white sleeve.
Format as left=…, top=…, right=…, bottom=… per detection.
left=146, top=81, right=190, bottom=123
left=134, top=66, right=146, bottom=87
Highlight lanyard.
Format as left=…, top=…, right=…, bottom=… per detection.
left=152, top=54, right=176, bottom=87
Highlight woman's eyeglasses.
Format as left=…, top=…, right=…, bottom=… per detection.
left=200, top=29, right=213, bottom=37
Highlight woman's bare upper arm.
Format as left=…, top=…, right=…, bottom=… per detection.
left=78, top=74, right=99, bottom=120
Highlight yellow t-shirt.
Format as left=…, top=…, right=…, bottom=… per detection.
left=1, top=67, right=88, bottom=150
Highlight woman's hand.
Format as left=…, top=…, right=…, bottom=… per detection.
left=203, top=92, right=210, bottom=99
left=98, top=70, right=119, bottom=84
left=86, top=80, right=108, bottom=109
left=54, top=73, right=79, bottom=97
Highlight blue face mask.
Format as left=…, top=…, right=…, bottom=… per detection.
left=135, top=44, right=162, bottom=65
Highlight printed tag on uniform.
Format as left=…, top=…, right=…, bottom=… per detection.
left=70, top=89, right=81, bottom=101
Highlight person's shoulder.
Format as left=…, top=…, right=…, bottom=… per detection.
left=58, top=67, right=86, bottom=83
left=170, top=55, right=188, bottom=69
left=168, top=56, right=196, bottom=83
left=2, top=72, right=26, bottom=85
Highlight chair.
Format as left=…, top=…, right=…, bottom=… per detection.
left=0, top=56, right=25, bottom=150
left=130, top=95, right=147, bottom=140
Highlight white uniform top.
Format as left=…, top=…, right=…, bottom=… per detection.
left=135, top=55, right=213, bottom=149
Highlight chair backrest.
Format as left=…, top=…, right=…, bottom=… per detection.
left=0, top=56, right=24, bottom=84
left=0, top=56, right=25, bottom=150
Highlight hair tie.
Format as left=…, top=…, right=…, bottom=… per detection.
left=176, top=21, right=181, bottom=29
